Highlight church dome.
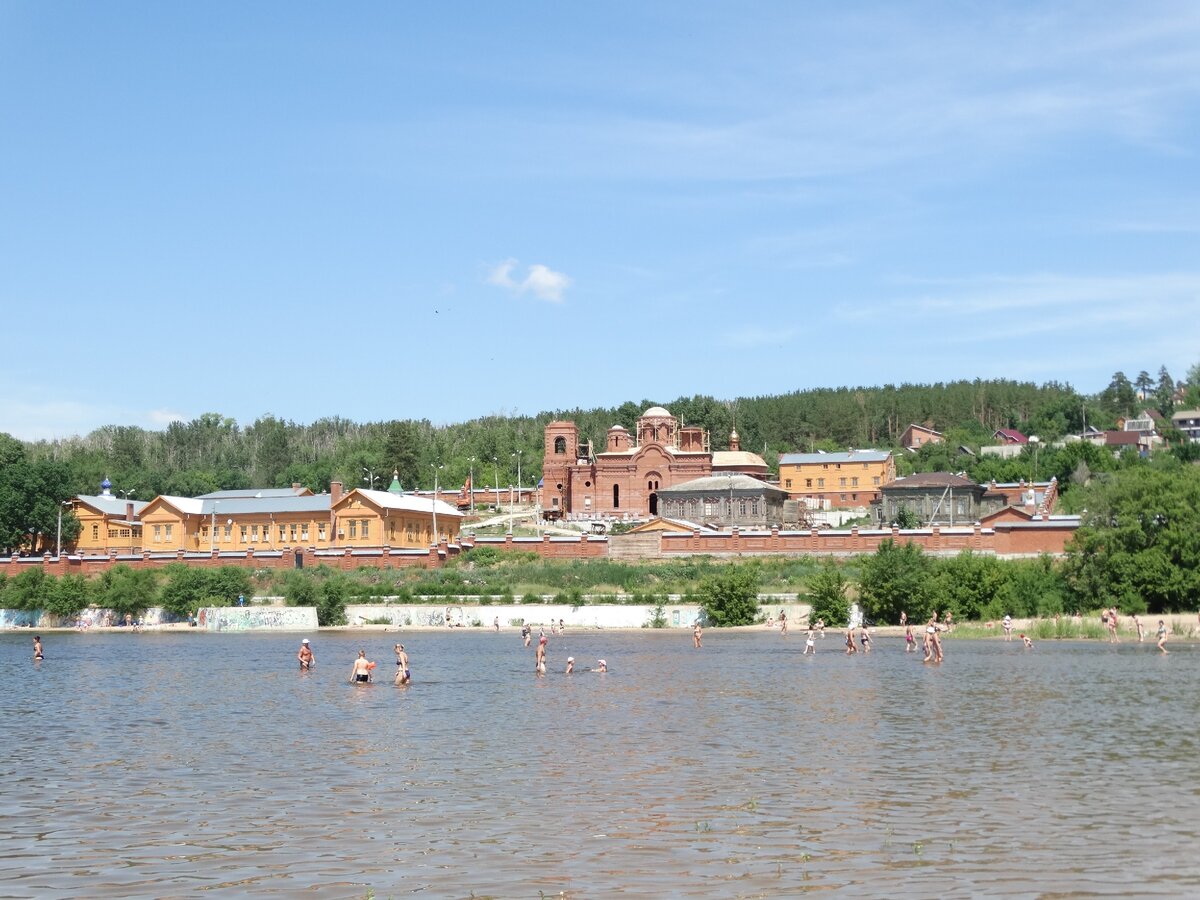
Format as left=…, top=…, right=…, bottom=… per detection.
left=643, top=406, right=671, bottom=417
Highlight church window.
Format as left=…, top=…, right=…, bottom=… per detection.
left=554, top=437, right=566, bottom=454
left=613, top=484, right=620, bottom=508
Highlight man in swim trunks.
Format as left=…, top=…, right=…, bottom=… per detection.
left=349, top=650, right=373, bottom=683
left=394, top=643, right=410, bottom=685
left=565, top=656, right=574, bottom=674
left=859, top=625, right=872, bottom=653
left=535, top=635, right=547, bottom=674
left=845, top=626, right=857, bottom=655
left=33, top=635, right=44, bottom=660
left=297, top=638, right=314, bottom=670
left=521, top=623, right=531, bottom=647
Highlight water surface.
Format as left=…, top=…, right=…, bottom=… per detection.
left=1, top=629, right=1197, bottom=898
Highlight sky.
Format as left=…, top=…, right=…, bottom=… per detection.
left=1, top=1, right=1198, bottom=441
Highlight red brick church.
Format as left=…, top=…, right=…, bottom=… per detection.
left=543, top=406, right=768, bottom=519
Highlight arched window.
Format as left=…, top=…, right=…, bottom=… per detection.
left=554, top=436, right=566, bottom=454
left=613, top=484, right=620, bottom=508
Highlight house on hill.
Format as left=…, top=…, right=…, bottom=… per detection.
left=900, top=423, right=943, bottom=451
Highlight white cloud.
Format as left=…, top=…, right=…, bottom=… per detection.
left=486, top=259, right=571, bottom=302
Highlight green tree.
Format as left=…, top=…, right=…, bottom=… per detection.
left=857, top=540, right=935, bottom=624
left=45, top=574, right=92, bottom=619
left=805, top=559, right=850, bottom=626
left=1063, top=463, right=1200, bottom=613
left=2, top=567, right=50, bottom=611
left=698, top=565, right=761, bottom=626
left=317, top=574, right=350, bottom=626
left=94, top=565, right=160, bottom=618
left=934, top=552, right=1008, bottom=621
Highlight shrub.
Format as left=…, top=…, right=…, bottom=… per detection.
left=698, top=566, right=761, bottom=627
left=45, top=574, right=92, bottom=618
left=858, top=541, right=935, bottom=625
left=805, top=560, right=850, bottom=626
left=317, top=576, right=349, bottom=626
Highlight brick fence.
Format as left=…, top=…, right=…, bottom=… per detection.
left=4, top=518, right=1075, bottom=579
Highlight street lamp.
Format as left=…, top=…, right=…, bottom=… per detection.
left=510, top=451, right=522, bottom=535
left=211, top=500, right=219, bottom=553
left=118, top=488, right=136, bottom=500
left=1029, top=436, right=1041, bottom=483
left=56, top=499, right=72, bottom=558
left=492, top=456, right=500, bottom=513
left=467, top=456, right=476, bottom=513
left=363, top=467, right=378, bottom=490
left=430, top=463, right=443, bottom=545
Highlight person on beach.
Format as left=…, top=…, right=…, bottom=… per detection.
left=350, top=650, right=374, bottom=683
left=944, top=611, right=954, bottom=632
left=535, top=636, right=547, bottom=674
left=1021, top=634, right=1033, bottom=649
left=494, top=616, right=500, bottom=632
left=1002, top=614, right=1013, bottom=641
left=693, top=621, right=703, bottom=649
left=779, top=611, right=788, bottom=636
left=803, top=626, right=816, bottom=655
left=859, top=625, right=872, bottom=653
left=297, top=638, right=315, bottom=670
left=905, top=624, right=915, bottom=653
left=559, top=618, right=565, bottom=634
left=394, top=643, right=410, bottom=685
left=1133, top=615, right=1145, bottom=642
left=1107, top=607, right=1120, bottom=643
left=844, top=626, right=857, bottom=655
left=565, top=656, right=574, bottom=674
left=521, top=623, right=531, bottom=647
left=33, top=635, right=44, bottom=660
left=1156, top=620, right=1169, bottom=653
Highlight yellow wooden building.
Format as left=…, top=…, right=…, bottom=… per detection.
left=67, top=478, right=147, bottom=554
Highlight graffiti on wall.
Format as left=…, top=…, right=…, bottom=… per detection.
left=201, top=607, right=318, bottom=632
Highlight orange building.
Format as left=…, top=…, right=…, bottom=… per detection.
left=67, top=478, right=147, bottom=554
left=776, top=450, right=895, bottom=509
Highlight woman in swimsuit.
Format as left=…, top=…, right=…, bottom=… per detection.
left=905, top=624, right=915, bottom=653
left=1156, top=620, right=1169, bottom=654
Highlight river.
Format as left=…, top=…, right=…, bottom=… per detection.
left=1, top=629, right=1196, bottom=898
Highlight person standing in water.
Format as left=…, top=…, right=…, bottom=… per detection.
left=33, top=635, right=44, bottom=661
left=521, top=622, right=531, bottom=647
left=905, top=624, right=915, bottom=653
left=394, top=643, right=410, bottom=685
left=859, top=625, right=872, bottom=653
left=535, top=635, right=547, bottom=675
left=844, top=626, right=857, bottom=655
left=1156, top=620, right=1169, bottom=654
left=693, top=621, right=703, bottom=649
left=349, top=650, right=373, bottom=683
left=803, top=626, right=816, bottom=655
left=565, top=656, right=574, bottom=674
left=1133, top=615, right=1145, bottom=642
left=297, top=638, right=315, bottom=670
left=779, top=610, right=788, bottom=636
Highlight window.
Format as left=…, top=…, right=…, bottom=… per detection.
left=739, top=499, right=747, bottom=515
left=873, top=476, right=881, bottom=486
left=153, top=525, right=161, bottom=542
left=805, top=479, right=812, bottom=488
left=240, top=526, right=248, bottom=543
left=817, top=478, right=825, bottom=488
left=251, top=525, right=259, bottom=542
left=361, top=519, right=369, bottom=539
left=92, top=524, right=99, bottom=540
left=554, top=436, right=566, bottom=454
left=224, top=524, right=231, bottom=542
left=704, top=500, right=714, bottom=516
left=851, top=477, right=859, bottom=487
left=349, top=520, right=357, bottom=538
left=839, top=478, right=846, bottom=487
left=165, top=524, right=173, bottom=540
left=290, top=524, right=297, bottom=542
left=613, top=484, right=620, bottom=508
left=751, top=500, right=759, bottom=515
left=279, top=525, right=286, bottom=543
left=785, top=479, right=792, bottom=488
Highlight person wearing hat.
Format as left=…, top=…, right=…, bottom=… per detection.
left=297, top=639, right=315, bottom=670
left=565, top=656, right=574, bottom=674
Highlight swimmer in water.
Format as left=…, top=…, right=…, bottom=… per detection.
left=349, top=650, right=373, bottom=683
left=535, top=636, right=547, bottom=675
left=33, top=635, right=44, bottom=661
left=394, top=643, right=410, bottom=685
left=596, top=659, right=607, bottom=673
left=297, top=638, right=314, bottom=670
left=565, top=656, right=574, bottom=674
left=1021, top=634, right=1033, bottom=649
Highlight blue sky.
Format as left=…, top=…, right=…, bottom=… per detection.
left=2, top=2, right=1198, bottom=441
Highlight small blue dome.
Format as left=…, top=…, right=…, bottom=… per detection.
left=101, top=477, right=112, bottom=490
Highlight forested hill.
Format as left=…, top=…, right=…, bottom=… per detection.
left=12, top=374, right=1180, bottom=499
